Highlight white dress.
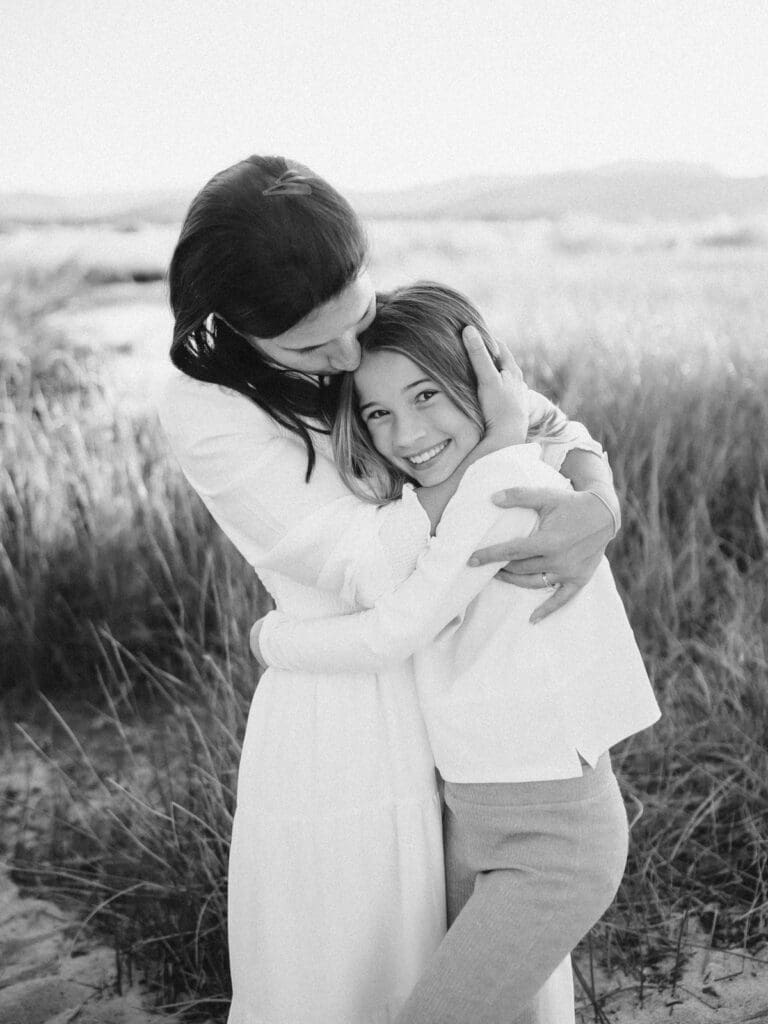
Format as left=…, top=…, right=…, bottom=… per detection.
left=158, top=371, right=600, bottom=1024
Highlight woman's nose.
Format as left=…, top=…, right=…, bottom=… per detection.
left=328, top=335, right=361, bottom=371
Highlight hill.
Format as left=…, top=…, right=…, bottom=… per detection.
left=1, top=162, right=766, bottom=225
left=347, top=163, right=768, bottom=221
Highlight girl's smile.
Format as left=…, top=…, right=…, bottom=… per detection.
left=354, top=350, right=482, bottom=486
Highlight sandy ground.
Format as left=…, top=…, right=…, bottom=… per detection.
left=1, top=750, right=184, bottom=1024
left=4, top=849, right=767, bottom=1024
left=573, top=939, right=768, bottom=1023
left=0, top=864, right=176, bottom=1024
left=3, top=743, right=766, bottom=1024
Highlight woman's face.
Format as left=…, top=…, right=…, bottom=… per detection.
left=354, top=349, right=482, bottom=487
left=248, top=271, right=376, bottom=375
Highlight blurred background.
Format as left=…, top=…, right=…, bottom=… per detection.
left=2, top=2, right=767, bottom=1022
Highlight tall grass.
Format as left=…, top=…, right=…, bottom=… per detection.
left=2, top=234, right=767, bottom=1018
left=1, top=264, right=266, bottom=1015
left=0, top=265, right=265, bottom=704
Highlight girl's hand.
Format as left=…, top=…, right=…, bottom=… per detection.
left=462, top=326, right=529, bottom=448
left=250, top=616, right=268, bottom=668
left=470, top=488, right=615, bottom=622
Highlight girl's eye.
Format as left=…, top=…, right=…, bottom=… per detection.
left=416, top=389, right=439, bottom=403
left=365, top=409, right=388, bottom=422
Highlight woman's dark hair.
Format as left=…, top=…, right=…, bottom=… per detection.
left=168, top=155, right=368, bottom=477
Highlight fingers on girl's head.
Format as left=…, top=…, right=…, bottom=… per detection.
left=466, top=325, right=499, bottom=359
left=494, top=338, right=522, bottom=377
left=462, top=326, right=497, bottom=380
left=462, top=325, right=496, bottom=364
left=461, top=325, right=484, bottom=350
left=499, top=352, right=523, bottom=379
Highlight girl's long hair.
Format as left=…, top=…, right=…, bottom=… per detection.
left=332, top=282, right=567, bottom=503
left=168, top=154, right=367, bottom=478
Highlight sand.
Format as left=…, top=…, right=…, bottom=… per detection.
left=0, top=737, right=195, bottom=1024
left=0, top=863, right=176, bottom=1024
left=573, top=935, right=768, bottom=1023
left=3, top=848, right=767, bottom=1024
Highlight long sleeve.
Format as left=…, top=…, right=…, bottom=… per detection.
left=158, top=371, right=433, bottom=607
left=527, top=389, right=604, bottom=471
left=259, top=446, right=573, bottom=673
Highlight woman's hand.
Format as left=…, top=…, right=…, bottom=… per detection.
left=250, top=617, right=268, bottom=668
left=462, top=326, right=529, bottom=449
left=470, top=487, right=616, bottom=623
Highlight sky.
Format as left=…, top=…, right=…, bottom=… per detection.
left=3, top=0, right=768, bottom=196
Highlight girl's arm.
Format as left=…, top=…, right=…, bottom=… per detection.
left=257, top=448, right=569, bottom=674
left=473, top=446, right=618, bottom=622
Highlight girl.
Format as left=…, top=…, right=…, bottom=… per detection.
left=252, top=283, right=661, bottom=1023
left=161, top=155, right=624, bottom=1024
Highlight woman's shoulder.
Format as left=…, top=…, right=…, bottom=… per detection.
left=158, top=368, right=284, bottom=443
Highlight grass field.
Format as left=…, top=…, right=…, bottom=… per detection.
left=1, top=219, right=767, bottom=1020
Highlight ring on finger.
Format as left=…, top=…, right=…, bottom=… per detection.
left=541, top=571, right=557, bottom=591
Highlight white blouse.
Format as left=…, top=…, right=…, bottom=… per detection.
left=259, top=445, right=661, bottom=782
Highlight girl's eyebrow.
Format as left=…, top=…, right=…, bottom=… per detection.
left=359, top=378, right=432, bottom=413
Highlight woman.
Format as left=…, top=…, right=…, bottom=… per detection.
left=160, top=155, right=620, bottom=1023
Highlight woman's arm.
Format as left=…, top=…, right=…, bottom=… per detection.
left=257, top=447, right=570, bottom=674
left=473, top=447, right=619, bottom=622
left=408, top=330, right=618, bottom=621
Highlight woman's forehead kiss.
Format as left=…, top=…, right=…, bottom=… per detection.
left=249, top=271, right=376, bottom=373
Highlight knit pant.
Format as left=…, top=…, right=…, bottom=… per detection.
left=395, top=755, right=629, bottom=1024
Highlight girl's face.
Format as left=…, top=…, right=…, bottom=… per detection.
left=248, top=271, right=376, bottom=375
left=355, top=349, right=482, bottom=487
